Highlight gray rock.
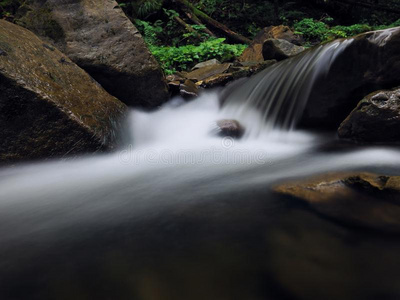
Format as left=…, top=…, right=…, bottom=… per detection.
left=17, top=0, right=169, bottom=108
left=0, top=20, right=126, bottom=163
left=192, top=59, right=221, bottom=70
left=215, top=119, right=244, bottom=138
left=262, top=39, right=305, bottom=61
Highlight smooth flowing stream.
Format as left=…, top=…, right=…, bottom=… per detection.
left=2, top=40, right=400, bottom=299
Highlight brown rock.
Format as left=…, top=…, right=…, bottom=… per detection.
left=185, top=63, right=231, bottom=81
left=201, top=73, right=234, bottom=88
left=17, top=0, right=169, bottom=108
left=274, top=172, right=400, bottom=232
left=338, top=87, right=400, bottom=143
left=254, top=25, right=302, bottom=45
left=0, top=20, right=126, bottom=163
left=239, top=25, right=302, bottom=62
left=238, top=44, right=264, bottom=63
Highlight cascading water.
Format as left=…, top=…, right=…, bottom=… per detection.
left=2, top=35, right=400, bottom=300
left=221, top=39, right=354, bottom=136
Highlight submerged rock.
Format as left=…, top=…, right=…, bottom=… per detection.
left=262, top=39, right=306, bottom=61
left=0, top=20, right=126, bottom=163
left=274, top=172, right=400, bottom=233
left=215, top=120, right=244, bottom=138
left=17, top=0, right=168, bottom=108
left=338, top=87, right=400, bottom=143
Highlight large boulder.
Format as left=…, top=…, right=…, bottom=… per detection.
left=338, top=87, right=400, bottom=143
left=300, top=27, right=400, bottom=128
left=16, top=0, right=169, bottom=108
left=274, top=172, right=400, bottom=233
left=0, top=20, right=127, bottom=163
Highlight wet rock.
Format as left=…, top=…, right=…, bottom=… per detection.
left=300, top=28, right=400, bottom=128
left=166, top=73, right=186, bottom=83
left=0, top=20, right=126, bottom=163
left=201, top=73, right=234, bottom=88
left=168, top=80, right=181, bottom=96
left=180, top=80, right=199, bottom=99
left=17, top=0, right=168, bottom=108
left=215, top=119, right=244, bottom=138
left=192, top=59, right=221, bottom=70
left=338, top=87, right=400, bottom=143
left=274, top=172, right=400, bottom=233
left=185, top=63, right=231, bottom=81
left=262, top=39, right=306, bottom=61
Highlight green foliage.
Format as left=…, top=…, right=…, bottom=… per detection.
left=150, top=38, right=247, bottom=74
left=135, top=19, right=163, bottom=46
left=293, top=18, right=330, bottom=42
left=0, top=0, right=22, bottom=18
left=294, top=18, right=376, bottom=44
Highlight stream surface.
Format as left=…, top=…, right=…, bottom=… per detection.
left=1, top=92, right=400, bottom=299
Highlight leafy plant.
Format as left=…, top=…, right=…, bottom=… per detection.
left=135, top=19, right=163, bottom=46
left=294, top=18, right=377, bottom=44
left=150, top=38, right=247, bottom=74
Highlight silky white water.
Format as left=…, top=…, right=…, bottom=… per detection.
left=1, top=91, right=400, bottom=234
left=221, top=39, right=354, bottom=135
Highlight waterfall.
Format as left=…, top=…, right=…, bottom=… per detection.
left=221, top=39, right=354, bottom=137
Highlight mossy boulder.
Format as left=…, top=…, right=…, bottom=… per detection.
left=0, top=20, right=127, bottom=163
left=16, top=0, right=169, bottom=108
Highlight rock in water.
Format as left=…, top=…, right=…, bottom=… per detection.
left=215, top=120, right=244, bottom=138
left=274, top=172, right=400, bottom=233
left=0, top=20, right=127, bottom=163
left=17, top=0, right=169, bottom=108
left=338, top=87, right=400, bottom=143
